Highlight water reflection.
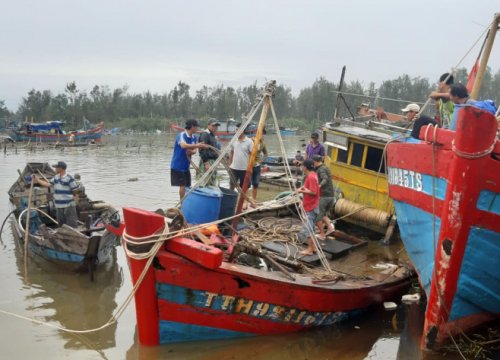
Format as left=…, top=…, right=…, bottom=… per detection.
left=11, top=221, right=123, bottom=351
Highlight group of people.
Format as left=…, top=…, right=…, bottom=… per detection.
left=170, top=119, right=268, bottom=204
left=402, top=72, right=497, bottom=138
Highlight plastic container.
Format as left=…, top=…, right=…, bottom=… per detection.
left=218, top=187, right=238, bottom=221
left=181, top=187, right=222, bottom=225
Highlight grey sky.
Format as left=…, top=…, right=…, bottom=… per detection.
left=1, top=0, right=499, bottom=110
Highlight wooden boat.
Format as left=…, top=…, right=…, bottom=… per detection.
left=171, top=119, right=257, bottom=140
left=386, top=13, right=500, bottom=350
left=122, top=81, right=414, bottom=346
left=322, top=107, right=407, bottom=239
left=321, top=66, right=411, bottom=239
left=8, top=162, right=122, bottom=277
left=12, top=121, right=104, bottom=144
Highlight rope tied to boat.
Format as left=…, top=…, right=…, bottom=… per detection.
left=451, top=138, right=496, bottom=159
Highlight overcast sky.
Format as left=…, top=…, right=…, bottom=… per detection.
left=1, top=1, right=499, bottom=110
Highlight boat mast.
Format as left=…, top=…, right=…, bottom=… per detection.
left=232, top=81, right=276, bottom=229
left=470, top=13, right=500, bottom=99
left=333, top=66, right=346, bottom=120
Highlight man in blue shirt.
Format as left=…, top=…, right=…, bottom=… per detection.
left=171, top=119, right=207, bottom=199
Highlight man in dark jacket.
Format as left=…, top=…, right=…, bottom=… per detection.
left=199, top=120, right=220, bottom=186
left=312, top=155, right=336, bottom=240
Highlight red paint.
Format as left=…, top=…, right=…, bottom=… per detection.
left=123, top=207, right=165, bottom=346
left=424, top=107, right=499, bottom=348
left=387, top=107, right=500, bottom=349
left=165, top=237, right=223, bottom=269
left=105, top=222, right=125, bottom=236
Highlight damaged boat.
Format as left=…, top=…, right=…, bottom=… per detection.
left=8, top=162, right=122, bottom=277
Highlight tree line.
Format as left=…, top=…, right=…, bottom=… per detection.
left=2, top=66, right=499, bottom=132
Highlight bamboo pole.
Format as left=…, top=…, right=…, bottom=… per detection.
left=23, top=178, right=35, bottom=278
left=232, top=81, right=276, bottom=231
left=470, top=13, right=500, bottom=99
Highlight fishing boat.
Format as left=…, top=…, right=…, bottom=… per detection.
left=323, top=97, right=410, bottom=241
left=7, top=162, right=122, bottom=278
left=269, top=127, right=298, bottom=136
left=386, top=13, right=500, bottom=350
left=12, top=120, right=104, bottom=144
left=121, top=81, right=414, bottom=346
left=171, top=119, right=257, bottom=140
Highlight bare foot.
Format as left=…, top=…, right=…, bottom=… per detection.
left=299, top=249, right=315, bottom=256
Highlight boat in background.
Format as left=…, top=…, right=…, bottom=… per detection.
left=8, top=162, right=122, bottom=278
left=12, top=120, right=104, bottom=144
left=171, top=119, right=257, bottom=140
left=322, top=103, right=408, bottom=240
left=270, top=127, right=298, bottom=136
left=386, top=13, right=500, bottom=350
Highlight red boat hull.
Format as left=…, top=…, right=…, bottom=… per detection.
left=122, top=207, right=411, bottom=345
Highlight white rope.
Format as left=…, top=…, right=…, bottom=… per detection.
left=269, top=100, right=332, bottom=272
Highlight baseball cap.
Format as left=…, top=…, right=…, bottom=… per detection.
left=312, top=154, right=323, bottom=162
left=208, top=120, right=221, bottom=126
left=401, top=103, right=420, bottom=113
left=303, top=159, right=315, bottom=170
left=52, top=161, right=67, bottom=170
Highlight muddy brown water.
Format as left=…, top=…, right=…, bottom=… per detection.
left=0, top=133, right=467, bottom=359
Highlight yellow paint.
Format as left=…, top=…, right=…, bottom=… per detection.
left=324, top=128, right=394, bottom=216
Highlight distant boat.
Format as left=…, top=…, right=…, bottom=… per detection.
left=171, top=119, right=257, bottom=140
left=270, top=127, right=298, bottom=136
left=12, top=121, right=104, bottom=144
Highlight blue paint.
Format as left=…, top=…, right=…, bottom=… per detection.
left=159, top=320, right=253, bottom=344
left=476, top=190, right=500, bottom=214
left=393, top=200, right=441, bottom=297
left=156, top=283, right=351, bottom=327
left=450, top=227, right=500, bottom=321
left=29, top=243, right=85, bottom=263
left=387, top=167, right=447, bottom=200
left=421, top=174, right=447, bottom=200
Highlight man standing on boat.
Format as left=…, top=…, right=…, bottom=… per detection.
left=198, top=120, right=221, bottom=186
left=229, top=125, right=253, bottom=192
left=448, top=84, right=477, bottom=131
left=401, top=103, right=438, bottom=139
left=305, top=132, right=325, bottom=161
left=430, top=73, right=454, bottom=127
left=312, top=155, right=336, bottom=240
left=170, top=119, right=207, bottom=199
left=250, top=129, right=268, bottom=203
left=33, top=161, right=79, bottom=228
left=297, top=159, right=320, bottom=256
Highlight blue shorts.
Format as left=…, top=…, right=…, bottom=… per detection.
left=298, top=208, right=318, bottom=241
left=251, top=165, right=261, bottom=188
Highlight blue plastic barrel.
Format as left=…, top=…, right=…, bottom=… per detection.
left=181, top=187, right=222, bottom=225
left=218, top=187, right=238, bottom=221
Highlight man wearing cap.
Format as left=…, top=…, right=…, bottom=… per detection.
left=229, top=124, right=253, bottom=192
left=34, top=161, right=79, bottom=228
left=312, top=154, right=336, bottom=240
left=401, top=103, right=438, bottom=139
left=170, top=119, right=207, bottom=199
left=198, top=120, right=221, bottom=186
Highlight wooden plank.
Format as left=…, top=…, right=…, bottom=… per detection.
left=261, top=241, right=331, bottom=265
